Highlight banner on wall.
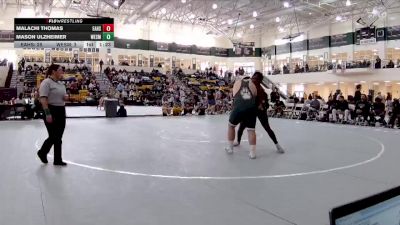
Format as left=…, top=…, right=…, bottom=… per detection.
left=290, top=40, right=307, bottom=52
left=194, top=46, right=211, bottom=55
left=330, top=33, right=354, bottom=47
left=233, top=42, right=255, bottom=56
left=176, top=44, right=191, bottom=54
left=212, top=47, right=229, bottom=57
left=276, top=43, right=290, bottom=55
left=355, top=27, right=376, bottom=45
left=308, top=36, right=329, bottom=50
left=261, top=46, right=275, bottom=59
left=387, top=26, right=400, bottom=40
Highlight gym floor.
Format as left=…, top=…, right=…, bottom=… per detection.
left=0, top=115, right=399, bottom=225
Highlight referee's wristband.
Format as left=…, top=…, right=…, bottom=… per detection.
left=44, top=109, right=51, bottom=116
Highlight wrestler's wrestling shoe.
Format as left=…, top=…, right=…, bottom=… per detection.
left=249, top=149, right=256, bottom=159
left=225, top=146, right=234, bottom=154
left=276, top=144, right=285, bottom=154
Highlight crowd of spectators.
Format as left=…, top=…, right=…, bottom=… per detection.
left=104, top=66, right=167, bottom=106
left=160, top=68, right=233, bottom=116
left=16, top=59, right=100, bottom=103
left=268, top=56, right=400, bottom=75
left=268, top=84, right=400, bottom=128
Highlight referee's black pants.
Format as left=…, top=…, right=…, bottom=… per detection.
left=39, top=105, right=66, bottom=163
left=237, top=109, right=278, bottom=144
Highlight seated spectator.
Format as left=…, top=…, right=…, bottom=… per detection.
left=162, top=103, right=171, bottom=116
left=372, top=97, right=386, bottom=126
left=117, top=105, right=127, bottom=117
left=307, top=95, right=321, bottom=120
left=294, top=64, right=301, bottom=73
left=354, top=94, right=371, bottom=124
left=195, top=102, right=206, bottom=115
left=273, top=100, right=285, bottom=117
left=387, top=60, right=395, bottom=68
left=172, top=103, right=182, bottom=116
left=183, top=102, right=194, bottom=115
left=97, top=96, right=105, bottom=110
left=331, top=96, right=351, bottom=123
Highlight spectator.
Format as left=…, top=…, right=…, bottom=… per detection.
left=307, top=95, right=321, bottom=120
left=386, top=92, right=393, bottom=114
left=354, top=94, right=371, bottom=124
left=388, top=99, right=400, bottom=128
left=372, top=97, right=386, bottom=126
left=273, top=100, right=285, bottom=117
left=331, top=96, right=351, bottom=123
left=375, top=56, right=381, bottom=69
left=117, top=105, right=127, bottom=117
left=387, top=60, right=395, bottom=68
left=270, top=87, right=280, bottom=103
left=172, top=103, right=182, bottom=116
left=99, top=59, right=104, bottom=73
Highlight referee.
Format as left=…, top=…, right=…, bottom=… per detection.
left=37, top=64, right=68, bottom=166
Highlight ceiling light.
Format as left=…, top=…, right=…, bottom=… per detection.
left=236, top=33, right=242, bottom=38
left=373, top=82, right=380, bottom=85
left=384, top=81, right=391, bottom=83
left=250, top=24, right=255, bottom=29
left=161, top=8, right=167, bottom=14
left=340, top=82, right=345, bottom=84
left=360, top=81, right=366, bottom=83
left=212, top=3, right=218, bottom=9
left=189, top=14, right=195, bottom=19
left=221, top=21, right=226, bottom=24
left=396, top=83, right=400, bottom=85
left=309, top=12, right=312, bottom=15
left=372, top=8, right=378, bottom=15
left=253, top=11, right=258, bottom=17
left=181, top=0, right=186, bottom=3
left=332, top=83, right=337, bottom=85
left=228, top=19, right=233, bottom=25
left=276, top=17, right=280, bottom=22
left=346, top=0, right=351, bottom=6
left=113, top=0, right=119, bottom=6
left=336, top=15, right=342, bottom=21
left=283, top=1, right=290, bottom=8
left=278, top=26, right=284, bottom=32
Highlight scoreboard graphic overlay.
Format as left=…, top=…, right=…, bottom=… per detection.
left=14, top=18, right=114, bottom=48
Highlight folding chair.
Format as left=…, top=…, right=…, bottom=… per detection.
left=283, top=103, right=295, bottom=119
